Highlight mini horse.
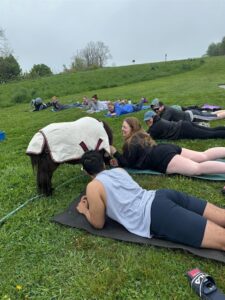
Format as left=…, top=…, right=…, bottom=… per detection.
left=26, top=117, right=113, bottom=196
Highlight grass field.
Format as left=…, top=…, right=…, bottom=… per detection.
left=0, top=56, right=225, bottom=299
left=0, top=58, right=203, bottom=108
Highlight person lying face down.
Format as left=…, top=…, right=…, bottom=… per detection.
left=109, top=116, right=225, bottom=176
left=150, top=98, right=225, bottom=123
left=30, top=97, right=48, bottom=111
left=77, top=150, right=225, bottom=251
left=50, top=96, right=82, bottom=111
left=86, top=94, right=109, bottom=112
left=106, top=100, right=144, bottom=117
left=143, top=110, right=225, bottom=140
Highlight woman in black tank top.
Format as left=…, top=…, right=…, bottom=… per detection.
left=111, top=117, right=225, bottom=177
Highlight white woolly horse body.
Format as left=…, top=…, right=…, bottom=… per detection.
left=26, top=117, right=113, bottom=196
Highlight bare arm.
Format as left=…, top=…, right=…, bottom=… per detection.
left=76, top=180, right=106, bottom=229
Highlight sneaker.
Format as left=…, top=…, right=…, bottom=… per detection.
left=186, top=268, right=218, bottom=298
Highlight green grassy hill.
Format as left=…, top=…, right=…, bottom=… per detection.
left=0, top=58, right=203, bottom=107
left=0, top=56, right=225, bottom=299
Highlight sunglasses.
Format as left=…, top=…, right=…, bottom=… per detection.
left=152, top=106, right=160, bottom=112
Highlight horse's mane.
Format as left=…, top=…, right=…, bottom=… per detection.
left=101, top=120, right=113, bottom=145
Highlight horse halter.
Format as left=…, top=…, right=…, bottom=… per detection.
left=79, top=138, right=103, bottom=152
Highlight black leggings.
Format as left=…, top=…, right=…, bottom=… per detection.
left=150, top=189, right=207, bottom=248
left=179, top=122, right=225, bottom=139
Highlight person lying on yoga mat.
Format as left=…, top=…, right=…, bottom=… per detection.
left=150, top=98, right=225, bottom=123
left=77, top=150, right=225, bottom=250
left=109, top=117, right=225, bottom=176
left=143, top=110, right=225, bottom=140
left=106, top=99, right=145, bottom=117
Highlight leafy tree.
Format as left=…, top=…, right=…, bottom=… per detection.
left=0, top=28, right=19, bottom=82
left=71, top=51, right=87, bottom=71
left=71, top=41, right=112, bottom=71
left=220, top=37, right=225, bottom=55
left=0, top=54, right=21, bottom=82
left=29, top=64, right=52, bottom=78
left=207, top=42, right=221, bottom=56
left=206, top=36, right=225, bottom=56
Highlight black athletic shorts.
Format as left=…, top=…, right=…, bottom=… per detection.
left=148, top=144, right=182, bottom=173
left=150, top=189, right=207, bottom=248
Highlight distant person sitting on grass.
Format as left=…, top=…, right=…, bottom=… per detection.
left=51, top=96, right=81, bottom=112
left=106, top=99, right=145, bottom=117
left=77, top=150, right=225, bottom=251
left=143, top=110, right=225, bottom=140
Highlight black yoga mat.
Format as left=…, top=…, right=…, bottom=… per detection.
left=52, top=195, right=225, bottom=263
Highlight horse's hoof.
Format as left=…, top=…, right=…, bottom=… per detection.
left=46, top=189, right=54, bottom=197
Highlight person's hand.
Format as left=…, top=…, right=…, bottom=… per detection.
left=76, top=195, right=89, bottom=214
left=110, top=158, right=119, bottom=167
left=110, top=145, right=117, bottom=155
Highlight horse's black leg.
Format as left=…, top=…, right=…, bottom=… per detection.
left=30, top=150, right=59, bottom=196
left=37, top=153, right=59, bottom=196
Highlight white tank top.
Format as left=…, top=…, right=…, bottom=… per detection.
left=96, top=168, right=156, bottom=238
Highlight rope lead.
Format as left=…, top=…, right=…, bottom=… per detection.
left=0, top=173, right=86, bottom=226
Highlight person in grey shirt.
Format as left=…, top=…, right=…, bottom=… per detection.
left=77, top=150, right=225, bottom=250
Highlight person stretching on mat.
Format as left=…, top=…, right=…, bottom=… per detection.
left=109, top=117, right=225, bottom=177
left=150, top=98, right=225, bottom=123
left=77, top=150, right=225, bottom=250
left=143, top=110, right=225, bottom=140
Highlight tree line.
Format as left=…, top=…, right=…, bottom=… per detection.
left=0, top=28, right=112, bottom=83
left=1, top=25, right=224, bottom=83
left=206, top=36, right=225, bottom=57
left=0, top=29, right=52, bottom=82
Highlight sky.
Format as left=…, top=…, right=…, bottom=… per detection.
left=1, top=0, right=225, bottom=74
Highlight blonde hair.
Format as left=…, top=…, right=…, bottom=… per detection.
left=123, top=117, right=156, bottom=151
left=107, top=101, right=114, bottom=107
